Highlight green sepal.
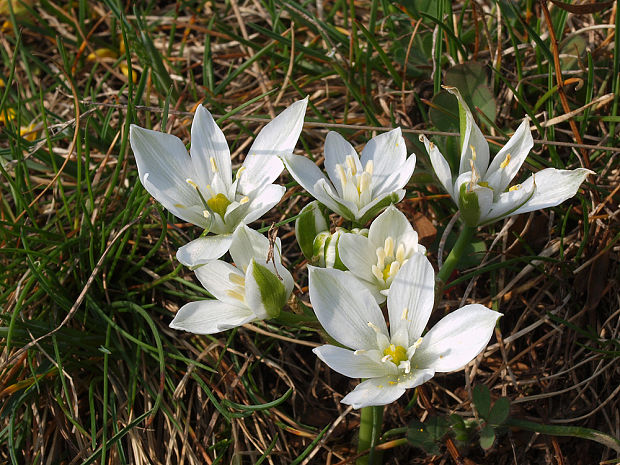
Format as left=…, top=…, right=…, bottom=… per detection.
left=459, top=182, right=481, bottom=226
left=295, top=201, right=329, bottom=260
left=250, top=260, right=287, bottom=318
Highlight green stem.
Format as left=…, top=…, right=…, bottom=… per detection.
left=505, top=418, right=620, bottom=453
left=436, top=225, right=476, bottom=296
left=357, top=405, right=384, bottom=465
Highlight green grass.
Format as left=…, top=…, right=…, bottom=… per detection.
left=1, top=1, right=619, bottom=463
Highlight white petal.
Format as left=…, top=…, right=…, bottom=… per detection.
left=176, top=234, right=233, bottom=267
left=414, top=304, right=501, bottom=372
left=241, top=184, right=286, bottom=225
left=313, top=345, right=395, bottom=378
left=387, top=254, right=435, bottom=343
left=221, top=201, right=252, bottom=233
left=243, top=260, right=269, bottom=319
left=316, top=179, right=359, bottom=220
left=239, top=97, right=308, bottom=193
left=194, top=260, right=245, bottom=305
left=360, top=128, right=407, bottom=193
left=421, top=134, right=453, bottom=197
left=230, top=224, right=270, bottom=271
left=368, top=205, right=416, bottom=251
left=283, top=153, right=333, bottom=199
left=170, top=300, right=254, bottom=334
left=445, top=87, right=490, bottom=178
left=480, top=181, right=535, bottom=225
left=190, top=105, right=232, bottom=188
left=510, top=168, right=592, bottom=216
left=341, top=376, right=407, bottom=408
left=374, top=153, right=416, bottom=196
left=484, top=118, right=533, bottom=192
left=356, top=190, right=405, bottom=224
left=338, top=234, right=377, bottom=283
left=324, top=131, right=360, bottom=196
left=130, top=125, right=208, bottom=227
left=308, top=266, right=388, bottom=351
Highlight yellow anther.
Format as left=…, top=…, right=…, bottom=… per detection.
left=383, top=237, right=395, bottom=258
left=229, top=273, right=245, bottom=286
left=186, top=178, right=199, bottom=189
left=210, top=156, right=218, bottom=172
left=364, top=160, right=374, bottom=176
left=225, top=289, right=245, bottom=302
left=235, top=166, right=246, bottom=180
left=202, top=210, right=211, bottom=219
left=509, top=184, right=521, bottom=192
left=174, top=203, right=185, bottom=208
left=413, top=337, right=423, bottom=349
left=470, top=144, right=477, bottom=161
left=240, top=196, right=250, bottom=204
left=401, top=307, right=409, bottom=320
left=500, top=153, right=511, bottom=169
left=345, top=155, right=357, bottom=175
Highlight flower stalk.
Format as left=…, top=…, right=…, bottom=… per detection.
left=435, top=225, right=476, bottom=297
left=357, top=405, right=384, bottom=465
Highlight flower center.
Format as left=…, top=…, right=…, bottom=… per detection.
left=207, top=193, right=231, bottom=218
left=371, top=236, right=407, bottom=287
left=334, top=155, right=374, bottom=208
left=383, top=344, right=408, bottom=365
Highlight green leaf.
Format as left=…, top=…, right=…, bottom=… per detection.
left=429, top=90, right=459, bottom=132
left=472, top=385, right=491, bottom=420
left=425, top=415, right=450, bottom=441
left=479, top=424, right=496, bottom=450
left=407, top=420, right=440, bottom=454
left=450, top=414, right=470, bottom=442
left=444, top=62, right=496, bottom=124
left=488, top=397, right=511, bottom=426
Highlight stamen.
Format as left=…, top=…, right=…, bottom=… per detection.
left=401, top=307, right=409, bottom=320
left=500, top=153, right=511, bottom=169
left=367, top=321, right=382, bottom=333
left=240, top=196, right=250, bottom=204
left=353, top=349, right=366, bottom=356
left=413, top=337, right=423, bottom=349
left=174, top=203, right=185, bottom=208
left=470, top=144, right=477, bottom=161
left=358, top=171, right=371, bottom=195
left=229, top=273, right=245, bottom=286
left=509, top=184, right=521, bottom=192
left=210, top=156, right=218, bottom=173
left=381, top=354, right=392, bottom=363
left=384, top=237, right=395, bottom=258
left=345, top=155, right=357, bottom=175
left=376, top=248, right=386, bottom=268
left=395, top=244, right=406, bottom=262
left=364, top=160, right=374, bottom=175
left=225, top=289, right=245, bottom=302
left=202, top=210, right=211, bottom=219
left=335, top=164, right=347, bottom=190
left=187, top=178, right=210, bottom=210
left=235, top=166, right=246, bottom=180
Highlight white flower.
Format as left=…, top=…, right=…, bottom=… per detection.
left=169, top=225, right=294, bottom=334
left=130, top=97, right=308, bottom=266
left=283, top=128, right=416, bottom=225
left=309, top=254, right=501, bottom=409
left=420, top=87, right=592, bottom=226
left=339, top=205, right=425, bottom=303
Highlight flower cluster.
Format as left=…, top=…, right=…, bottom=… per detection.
left=130, top=89, right=591, bottom=409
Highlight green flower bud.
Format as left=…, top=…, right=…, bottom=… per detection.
left=295, top=201, right=329, bottom=260
left=312, top=229, right=347, bottom=270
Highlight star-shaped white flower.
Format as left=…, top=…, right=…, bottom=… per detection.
left=130, top=98, right=308, bottom=266
left=310, top=254, right=501, bottom=409
left=339, top=205, right=425, bottom=303
left=169, top=225, right=294, bottom=334
left=420, top=87, right=592, bottom=226
left=283, top=128, right=416, bottom=225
